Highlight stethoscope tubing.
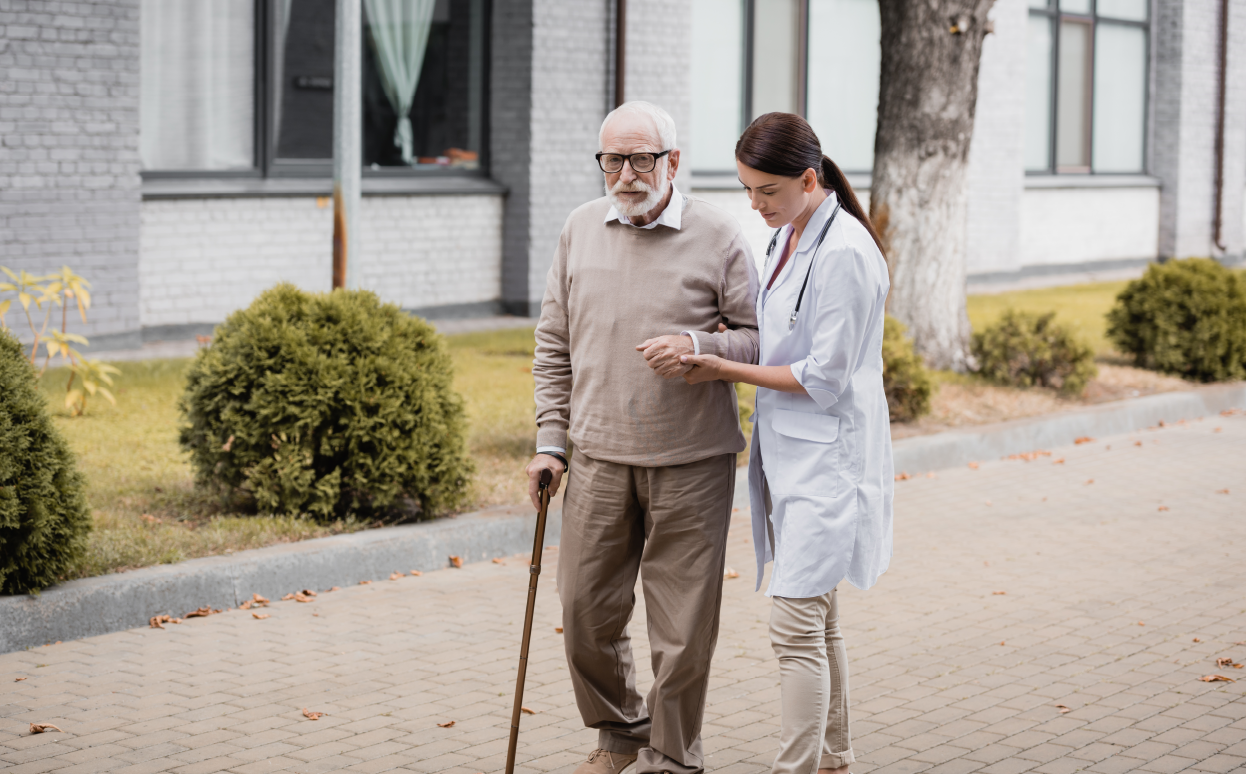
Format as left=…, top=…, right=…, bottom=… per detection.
left=765, top=201, right=843, bottom=330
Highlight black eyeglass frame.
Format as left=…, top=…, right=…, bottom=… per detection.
left=595, top=150, right=672, bottom=174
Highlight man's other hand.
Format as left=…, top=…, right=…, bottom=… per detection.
left=636, top=334, right=695, bottom=378
left=525, top=454, right=565, bottom=510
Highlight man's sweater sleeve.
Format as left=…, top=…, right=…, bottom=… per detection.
left=697, top=232, right=760, bottom=364
left=533, top=229, right=573, bottom=450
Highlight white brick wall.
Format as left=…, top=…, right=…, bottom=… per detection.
left=1019, top=186, right=1160, bottom=267
left=140, top=194, right=502, bottom=327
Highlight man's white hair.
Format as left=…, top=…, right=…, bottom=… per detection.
left=599, top=101, right=677, bottom=151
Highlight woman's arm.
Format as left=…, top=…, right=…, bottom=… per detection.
left=680, top=354, right=808, bottom=394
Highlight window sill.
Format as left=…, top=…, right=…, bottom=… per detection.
left=1024, top=174, right=1160, bottom=190
left=141, top=175, right=507, bottom=200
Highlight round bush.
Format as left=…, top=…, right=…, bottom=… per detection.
left=1106, top=258, right=1246, bottom=382
left=883, top=315, right=933, bottom=422
left=971, top=309, right=1097, bottom=396
left=0, top=328, right=92, bottom=594
left=179, top=284, right=473, bottom=519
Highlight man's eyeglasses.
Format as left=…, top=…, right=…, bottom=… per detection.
left=596, top=150, right=671, bottom=174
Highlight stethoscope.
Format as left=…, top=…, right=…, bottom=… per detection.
left=765, top=201, right=842, bottom=330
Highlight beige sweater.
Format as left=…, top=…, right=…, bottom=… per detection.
left=533, top=195, right=760, bottom=466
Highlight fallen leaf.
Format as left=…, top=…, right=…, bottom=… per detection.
left=359, top=580, right=371, bottom=585
left=968, top=461, right=980, bottom=470
left=491, top=558, right=505, bottom=565
left=239, top=600, right=253, bottom=610
left=1006, top=450, right=1051, bottom=462
left=1199, top=674, right=1236, bottom=683
left=15, top=677, right=27, bottom=682
left=926, top=472, right=936, bottom=479
left=252, top=594, right=270, bottom=605
left=1138, top=621, right=1146, bottom=626
left=252, top=612, right=270, bottom=620
left=302, top=708, right=324, bottom=720
left=29, top=723, right=62, bottom=734
left=1158, top=506, right=1170, bottom=512
left=1074, top=436, right=1094, bottom=445
left=1220, top=408, right=1242, bottom=417
left=992, top=591, right=1006, bottom=596
left=1135, top=441, right=1143, bottom=447
left=1085, top=479, right=1094, bottom=485
left=410, top=571, right=422, bottom=577
left=437, top=720, right=456, bottom=728
left=327, top=586, right=340, bottom=592
left=1214, top=427, right=1223, bottom=433
left=1055, top=704, right=1071, bottom=714
left=1215, top=657, right=1241, bottom=668
left=521, top=707, right=538, bottom=714
left=294, top=593, right=314, bottom=603
left=301, top=589, right=317, bottom=597
left=894, top=471, right=912, bottom=481
left=1052, top=458, right=1065, bottom=464
left=390, top=571, right=405, bottom=580
left=149, top=615, right=182, bottom=629
left=999, top=641, right=1006, bottom=646
left=555, top=627, right=564, bottom=633
left=1105, top=445, right=1111, bottom=450
left=449, top=556, right=463, bottom=568
left=1216, top=489, right=1230, bottom=494
left=1193, top=637, right=1201, bottom=643
left=724, top=568, right=740, bottom=579
left=184, top=607, right=222, bottom=618
left=282, top=593, right=295, bottom=601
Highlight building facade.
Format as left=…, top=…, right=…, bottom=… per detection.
left=1, top=0, right=1243, bottom=349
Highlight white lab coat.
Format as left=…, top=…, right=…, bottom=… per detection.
left=747, top=192, right=894, bottom=598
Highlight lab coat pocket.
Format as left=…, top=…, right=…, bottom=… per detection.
left=768, top=408, right=840, bottom=497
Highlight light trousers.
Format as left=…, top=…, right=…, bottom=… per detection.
left=557, top=451, right=736, bottom=774
left=769, top=589, right=855, bottom=773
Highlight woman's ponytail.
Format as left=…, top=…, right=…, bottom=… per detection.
left=736, top=112, right=885, bottom=256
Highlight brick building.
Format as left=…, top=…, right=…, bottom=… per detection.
left=1, top=0, right=1243, bottom=349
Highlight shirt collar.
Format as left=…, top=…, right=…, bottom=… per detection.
left=792, top=190, right=839, bottom=255
left=604, top=184, right=684, bottom=231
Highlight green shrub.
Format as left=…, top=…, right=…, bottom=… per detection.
left=179, top=284, right=473, bottom=519
left=1106, top=258, right=1246, bottom=382
left=0, top=328, right=92, bottom=594
left=883, top=315, right=933, bottom=422
left=972, top=309, right=1097, bottom=395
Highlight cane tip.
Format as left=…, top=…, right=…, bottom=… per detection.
left=539, top=469, right=553, bottom=486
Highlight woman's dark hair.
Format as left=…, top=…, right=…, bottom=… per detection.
left=735, top=112, right=884, bottom=255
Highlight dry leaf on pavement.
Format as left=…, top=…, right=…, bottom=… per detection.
left=968, top=462, right=980, bottom=470
left=359, top=580, right=371, bottom=585
left=1085, top=479, right=1094, bottom=485
left=252, top=612, right=270, bottom=620
left=1193, top=637, right=1201, bottom=643
left=1055, top=705, right=1071, bottom=714
left=1138, top=621, right=1146, bottom=626
left=252, top=594, right=270, bottom=606
left=29, top=723, right=62, bottom=734
left=1158, top=506, right=1170, bottom=511
left=724, top=568, right=740, bottom=579
left=1216, top=489, right=1230, bottom=494
left=449, top=556, right=464, bottom=568
left=390, top=572, right=405, bottom=580
left=521, top=707, right=538, bottom=714
left=1135, top=441, right=1143, bottom=446
left=327, top=586, right=340, bottom=592
left=1199, top=674, right=1236, bottom=683
left=1006, top=450, right=1051, bottom=462
left=282, top=593, right=295, bottom=600
left=294, top=593, right=314, bottom=603
left=992, top=591, right=1006, bottom=595
left=492, top=558, right=506, bottom=564
left=15, top=677, right=27, bottom=682
left=1074, top=436, right=1094, bottom=444
left=302, top=708, right=324, bottom=720
left=410, top=571, right=422, bottom=577
left=149, top=615, right=182, bottom=629
left=894, top=471, right=912, bottom=481
left=437, top=721, right=456, bottom=728
left=184, top=607, right=221, bottom=618
left=239, top=600, right=253, bottom=610
left=1052, top=458, right=1065, bottom=465
left=555, top=627, right=564, bottom=633
left=1215, top=657, right=1241, bottom=668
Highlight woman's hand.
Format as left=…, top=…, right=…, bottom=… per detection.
left=680, top=353, right=727, bottom=384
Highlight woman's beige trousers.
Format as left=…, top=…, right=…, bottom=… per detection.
left=769, top=588, right=856, bottom=773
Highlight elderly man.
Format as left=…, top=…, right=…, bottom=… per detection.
left=525, top=101, right=760, bottom=774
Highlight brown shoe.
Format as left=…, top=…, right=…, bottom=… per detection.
left=573, top=749, right=638, bottom=774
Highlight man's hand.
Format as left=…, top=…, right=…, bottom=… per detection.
left=636, top=334, right=695, bottom=378
left=525, top=454, right=565, bottom=510
left=680, top=353, right=726, bottom=384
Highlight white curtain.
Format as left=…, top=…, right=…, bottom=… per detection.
left=140, top=0, right=253, bottom=170
left=364, top=0, right=437, bottom=165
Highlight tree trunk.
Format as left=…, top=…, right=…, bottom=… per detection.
left=870, top=0, right=994, bottom=371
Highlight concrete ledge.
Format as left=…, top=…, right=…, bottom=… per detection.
left=891, top=382, right=1246, bottom=474
left=0, top=504, right=560, bottom=654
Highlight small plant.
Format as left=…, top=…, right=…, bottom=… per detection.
left=0, top=328, right=92, bottom=594
left=0, top=265, right=118, bottom=415
left=179, top=284, right=473, bottom=520
left=972, top=309, right=1097, bottom=396
left=1106, top=258, right=1246, bottom=382
left=883, top=315, right=933, bottom=422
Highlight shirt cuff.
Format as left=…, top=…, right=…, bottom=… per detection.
left=536, top=446, right=567, bottom=455
left=680, top=331, right=701, bottom=356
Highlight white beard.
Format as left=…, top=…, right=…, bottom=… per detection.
left=606, top=176, right=668, bottom=218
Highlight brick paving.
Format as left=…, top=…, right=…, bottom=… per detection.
left=2, top=415, right=1245, bottom=774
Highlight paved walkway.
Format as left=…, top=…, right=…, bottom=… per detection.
left=3, top=416, right=1245, bottom=774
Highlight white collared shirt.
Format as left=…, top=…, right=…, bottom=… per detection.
left=604, top=184, right=684, bottom=230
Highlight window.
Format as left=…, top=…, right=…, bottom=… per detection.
left=689, top=0, right=880, bottom=175
left=140, top=0, right=487, bottom=176
left=1025, top=0, right=1149, bottom=174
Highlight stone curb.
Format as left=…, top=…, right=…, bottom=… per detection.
left=4, top=383, right=1243, bottom=654
left=0, top=504, right=561, bottom=654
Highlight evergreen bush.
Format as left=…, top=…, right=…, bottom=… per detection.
left=972, top=309, right=1097, bottom=396
left=1106, top=258, right=1246, bottom=382
left=179, top=284, right=473, bottom=519
left=882, top=315, right=933, bottom=422
left=0, top=328, right=92, bottom=594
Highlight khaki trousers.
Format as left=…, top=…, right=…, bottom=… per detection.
left=769, top=590, right=855, bottom=774
left=558, top=451, right=736, bottom=774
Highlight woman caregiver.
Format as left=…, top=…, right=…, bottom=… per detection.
left=680, top=112, right=894, bottom=774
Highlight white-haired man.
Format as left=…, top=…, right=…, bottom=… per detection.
left=525, top=101, right=760, bottom=774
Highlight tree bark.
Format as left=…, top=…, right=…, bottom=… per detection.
left=870, top=0, right=994, bottom=371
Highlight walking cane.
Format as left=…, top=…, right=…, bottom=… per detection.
left=504, top=468, right=554, bottom=774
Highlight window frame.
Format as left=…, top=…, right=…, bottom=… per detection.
left=140, top=0, right=493, bottom=183
left=1026, top=0, right=1151, bottom=176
